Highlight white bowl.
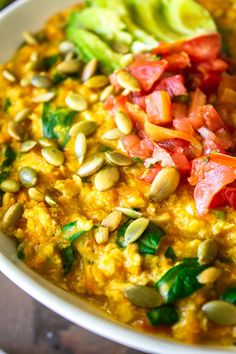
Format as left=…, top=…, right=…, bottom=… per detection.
left=0, top=1, right=234, bottom=353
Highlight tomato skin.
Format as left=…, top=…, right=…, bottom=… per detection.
left=155, top=75, right=187, bottom=97
left=165, top=52, right=190, bottom=70
left=202, top=139, right=227, bottom=155
left=173, top=118, right=194, bottom=135
left=210, top=187, right=236, bottom=209
left=200, top=105, right=226, bottom=132
left=146, top=90, right=172, bottom=125
left=182, top=33, right=221, bottom=62
left=172, top=149, right=191, bottom=173
left=131, top=95, right=146, bottom=111
left=139, top=165, right=162, bottom=184
left=129, top=58, right=168, bottom=91
left=189, top=154, right=236, bottom=215
left=104, top=95, right=127, bottom=113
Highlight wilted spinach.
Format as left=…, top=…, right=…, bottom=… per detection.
left=3, top=97, right=11, bottom=112
left=61, top=245, right=75, bottom=275
left=43, top=54, right=59, bottom=70
left=155, top=258, right=206, bottom=303
left=165, top=246, right=177, bottom=261
left=220, top=287, right=236, bottom=305
left=147, top=304, right=179, bottom=326
left=41, top=103, right=76, bottom=147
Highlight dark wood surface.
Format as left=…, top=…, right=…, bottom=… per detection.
left=0, top=272, right=145, bottom=354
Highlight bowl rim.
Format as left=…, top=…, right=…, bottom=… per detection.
left=0, top=1, right=235, bottom=353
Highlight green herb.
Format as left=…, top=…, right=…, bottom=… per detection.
left=61, top=245, right=75, bottom=275
left=211, top=209, right=226, bottom=220
left=43, top=54, right=59, bottom=70
left=155, top=258, right=206, bottom=303
left=17, top=243, right=25, bottom=260
left=165, top=246, right=177, bottom=261
left=0, top=171, right=9, bottom=183
left=53, top=72, right=66, bottom=84
left=173, top=95, right=190, bottom=104
left=147, top=305, right=179, bottom=326
left=203, top=156, right=210, bottom=164
left=2, top=146, right=16, bottom=169
left=138, top=223, right=165, bottom=255
left=3, top=97, right=11, bottom=112
left=69, top=230, right=87, bottom=242
left=42, top=103, right=76, bottom=147
left=133, top=157, right=143, bottom=163
left=61, top=220, right=78, bottom=232
left=220, top=287, right=236, bottom=305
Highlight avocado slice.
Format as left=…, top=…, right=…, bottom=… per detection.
left=161, top=0, right=217, bottom=36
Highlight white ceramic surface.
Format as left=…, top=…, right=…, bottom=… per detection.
left=0, top=1, right=235, bottom=353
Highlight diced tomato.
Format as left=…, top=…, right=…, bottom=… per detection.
left=202, top=139, right=227, bottom=155
left=223, top=187, right=236, bottom=209
left=182, top=34, right=221, bottom=63
left=198, top=59, right=228, bottom=74
left=189, top=154, right=236, bottom=215
left=173, top=117, right=194, bottom=135
left=210, top=189, right=227, bottom=208
left=139, top=164, right=162, bottom=184
left=131, top=95, right=146, bottom=111
left=198, top=126, right=233, bottom=150
left=144, top=145, right=175, bottom=169
left=199, top=71, right=223, bottom=94
left=172, top=148, right=191, bottom=173
left=165, top=51, right=191, bottom=70
left=200, top=105, right=226, bottom=132
left=121, top=134, right=153, bottom=160
left=188, top=88, right=206, bottom=129
left=155, top=75, right=187, bottom=97
left=172, top=103, right=187, bottom=119
left=129, top=58, right=168, bottom=91
left=104, top=95, right=127, bottom=113
left=146, top=90, right=172, bottom=125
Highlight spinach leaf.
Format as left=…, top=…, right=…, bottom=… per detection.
left=53, top=72, right=66, bottom=85
left=155, top=259, right=206, bottom=303
left=42, top=103, right=76, bottom=147
left=3, top=97, right=11, bottom=112
left=138, top=223, right=165, bottom=255
left=2, top=146, right=16, bottom=169
left=165, top=246, right=177, bottom=261
left=43, top=54, right=59, bottom=70
left=0, top=171, right=9, bottom=183
left=147, top=305, right=179, bottom=326
left=61, top=245, right=75, bottom=275
left=116, top=219, right=132, bottom=248
left=220, top=287, right=236, bottom=305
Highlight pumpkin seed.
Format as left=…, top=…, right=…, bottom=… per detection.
left=101, top=210, right=122, bottom=232
left=59, top=41, right=74, bottom=54
left=45, top=195, right=58, bottom=207
left=78, top=156, right=104, bottom=177
left=149, top=167, right=180, bottom=202
left=7, top=121, right=24, bottom=141
left=2, top=69, right=17, bottom=83
left=124, top=217, right=149, bottom=244
left=102, top=128, right=123, bottom=141
left=81, top=58, right=98, bottom=82
left=120, top=53, right=134, bottom=67
left=198, top=239, right=218, bottom=265
left=65, top=93, right=88, bottom=112
left=84, top=75, right=109, bottom=89
left=69, top=121, right=97, bottom=137
left=2, top=202, right=23, bottom=229
left=22, top=31, right=38, bottom=45
left=41, top=146, right=64, bottom=166
left=38, top=137, right=58, bottom=148
left=32, top=92, right=56, bottom=103
left=75, top=133, right=87, bottom=163
left=31, top=75, right=52, bottom=89
left=19, top=167, right=37, bottom=187
left=15, top=108, right=31, bottom=123
left=20, top=77, right=31, bottom=87
left=20, top=140, right=37, bottom=153
left=114, top=111, right=133, bottom=135
left=124, top=285, right=163, bottom=308
left=94, top=166, right=120, bottom=192
left=115, top=207, right=142, bottom=219
left=0, top=179, right=20, bottom=193
left=28, top=187, right=44, bottom=202
left=57, top=59, right=80, bottom=74
left=197, top=267, right=222, bottom=284
left=94, top=226, right=109, bottom=244
left=99, top=85, right=114, bottom=102
left=105, top=151, right=132, bottom=167
left=116, top=70, right=141, bottom=92
left=202, top=301, right=236, bottom=325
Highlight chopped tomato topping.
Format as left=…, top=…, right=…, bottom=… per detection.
left=145, top=91, right=172, bottom=125
left=139, top=164, right=162, bottom=184
left=104, top=95, right=127, bottom=113
left=200, top=105, right=226, bottom=132
left=172, top=148, right=191, bottom=173
left=188, top=88, right=206, bottom=129
left=121, top=134, right=153, bottom=160
left=155, top=75, right=187, bottom=97
left=182, top=34, right=221, bottom=62
left=189, top=154, right=236, bottom=215
left=172, top=103, right=188, bottom=119
left=129, top=57, right=168, bottom=91
left=173, top=117, right=194, bottom=135
left=165, top=52, right=191, bottom=70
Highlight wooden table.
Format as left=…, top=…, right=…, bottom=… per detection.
left=0, top=272, right=144, bottom=354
